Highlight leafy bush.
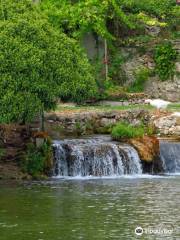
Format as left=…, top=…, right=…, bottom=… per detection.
left=21, top=139, right=53, bottom=177
left=109, top=51, right=126, bottom=84
left=119, top=0, right=176, bottom=18
left=154, top=42, right=177, bottom=81
left=0, top=0, right=97, bottom=124
left=128, top=67, right=150, bottom=92
left=111, top=122, right=145, bottom=139
left=102, top=86, right=128, bottom=101
left=41, top=0, right=134, bottom=40
left=42, top=0, right=177, bottom=40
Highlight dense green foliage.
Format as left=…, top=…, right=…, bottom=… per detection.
left=0, top=0, right=34, bottom=20
left=111, top=121, right=156, bottom=140
left=0, top=0, right=179, bottom=124
left=128, top=67, right=150, bottom=92
left=119, top=0, right=177, bottom=17
left=21, top=139, right=53, bottom=177
left=0, top=0, right=97, bottom=123
left=41, top=0, right=178, bottom=40
left=154, top=42, right=178, bottom=81
left=111, top=122, right=145, bottom=139
left=41, top=0, right=179, bottom=90
left=41, top=0, right=134, bottom=40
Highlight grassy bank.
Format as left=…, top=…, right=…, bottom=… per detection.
left=55, top=103, right=180, bottom=113
left=56, top=104, right=154, bottom=112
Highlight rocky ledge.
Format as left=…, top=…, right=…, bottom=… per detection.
left=45, top=109, right=151, bottom=137
left=129, top=136, right=163, bottom=173
left=153, top=112, right=180, bottom=137
left=129, top=136, right=159, bottom=163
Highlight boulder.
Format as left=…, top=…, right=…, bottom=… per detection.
left=153, top=114, right=180, bottom=137
left=129, top=136, right=159, bottom=162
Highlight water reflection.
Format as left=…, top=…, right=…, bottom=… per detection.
left=0, top=177, right=179, bottom=240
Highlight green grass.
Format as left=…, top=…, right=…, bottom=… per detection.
left=54, top=102, right=180, bottom=113
left=167, top=103, right=180, bottom=112
left=111, top=122, right=145, bottom=139
left=55, top=104, right=155, bottom=112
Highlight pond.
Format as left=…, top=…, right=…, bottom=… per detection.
left=0, top=176, right=180, bottom=240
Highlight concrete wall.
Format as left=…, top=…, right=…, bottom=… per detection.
left=82, top=32, right=105, bottom=60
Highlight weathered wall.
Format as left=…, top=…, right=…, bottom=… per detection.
left=0, top=124, right=30, bottom=162
left=144, top=75, right=180, bottom=102
left=121, top=49, right=153, bottom=86
left=121, top=40, right=180, bottom=102
left=45, top=109, right=180, bottom=138
left=45, top=109, right=151, bottom=138
left=153, top=113, right=180, bottom=137
left=82, top=32, right=105, bottom=60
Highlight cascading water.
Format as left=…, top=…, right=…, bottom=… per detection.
left=53, top=136, right=142, bottom=177
left=160, top=141, right=180, bottom=174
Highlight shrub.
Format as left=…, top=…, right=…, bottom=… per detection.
left=0, top=0, right=97, bottom=124
left=109, top=51, right=126, bottom=85
left=103, top=86, right=129, bottom=100
left=111, top=122, right=145, bottom=139
left=154, top=42, right=177, bottom=81
left=95, top=124, right=114, bottom=134
left=128, top=67, right=150, bottom=92
left=21, top=139, right=53, bottom=177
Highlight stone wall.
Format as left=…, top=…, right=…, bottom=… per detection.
left=145, top=76, right=180, bottom=102
left=45, top=109, right=151, bottom=138
left=145, top=40, right=180, bottom=101
left=120, top=45, right=155, bottom=85
left=153, top=113, right=180, bottom=137
left=45, top=109, right=180, bottom=138
left=0, top=124, right=30, bottom=162
left=120, top=41, right=180, bottom=102
left=82, top=32, right=105, bottom=60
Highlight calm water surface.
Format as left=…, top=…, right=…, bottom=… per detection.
left=0, top=176, right=180, bottom=240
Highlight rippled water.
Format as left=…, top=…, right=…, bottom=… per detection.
left=0, top=176, right=180, bottom=240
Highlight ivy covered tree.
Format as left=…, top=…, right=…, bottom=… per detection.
left=0, top=0, right=97, bottom=123
left=41, top=0, right=179, bottom=41
left=41, top=0, right=134, bottom=40
left=40, top=0, right=179, bottom=88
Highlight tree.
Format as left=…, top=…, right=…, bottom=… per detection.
left=0, top=0, right=34, bottom=20
left=0, top=0, right=97, bottom=124
left=41, top=0, right=179, bottom=84
left=41, top=0, right=178, bottom=40
left=41, top=0, right=134, bottom=40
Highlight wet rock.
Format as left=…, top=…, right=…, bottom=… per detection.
left=129, top=136, right=164, bottom=174
left=129, top=136, right=159, bottom=162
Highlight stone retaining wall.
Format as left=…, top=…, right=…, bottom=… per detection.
left=45, top=109, right=151, bottom=138
left=153, top=113, right=180, bottom=137
left=121, top=41, right=180, bottom=102
left=145, top=76, right=180, bottom=102
left=0, top=124, right=30, bottom=162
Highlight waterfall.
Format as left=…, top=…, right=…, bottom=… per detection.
left=160, top=141, right=180, bottom=173
left=53, top=136, right=142, bottom=177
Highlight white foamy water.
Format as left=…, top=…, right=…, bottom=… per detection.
left=53, top=136, right=142, bottom=177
